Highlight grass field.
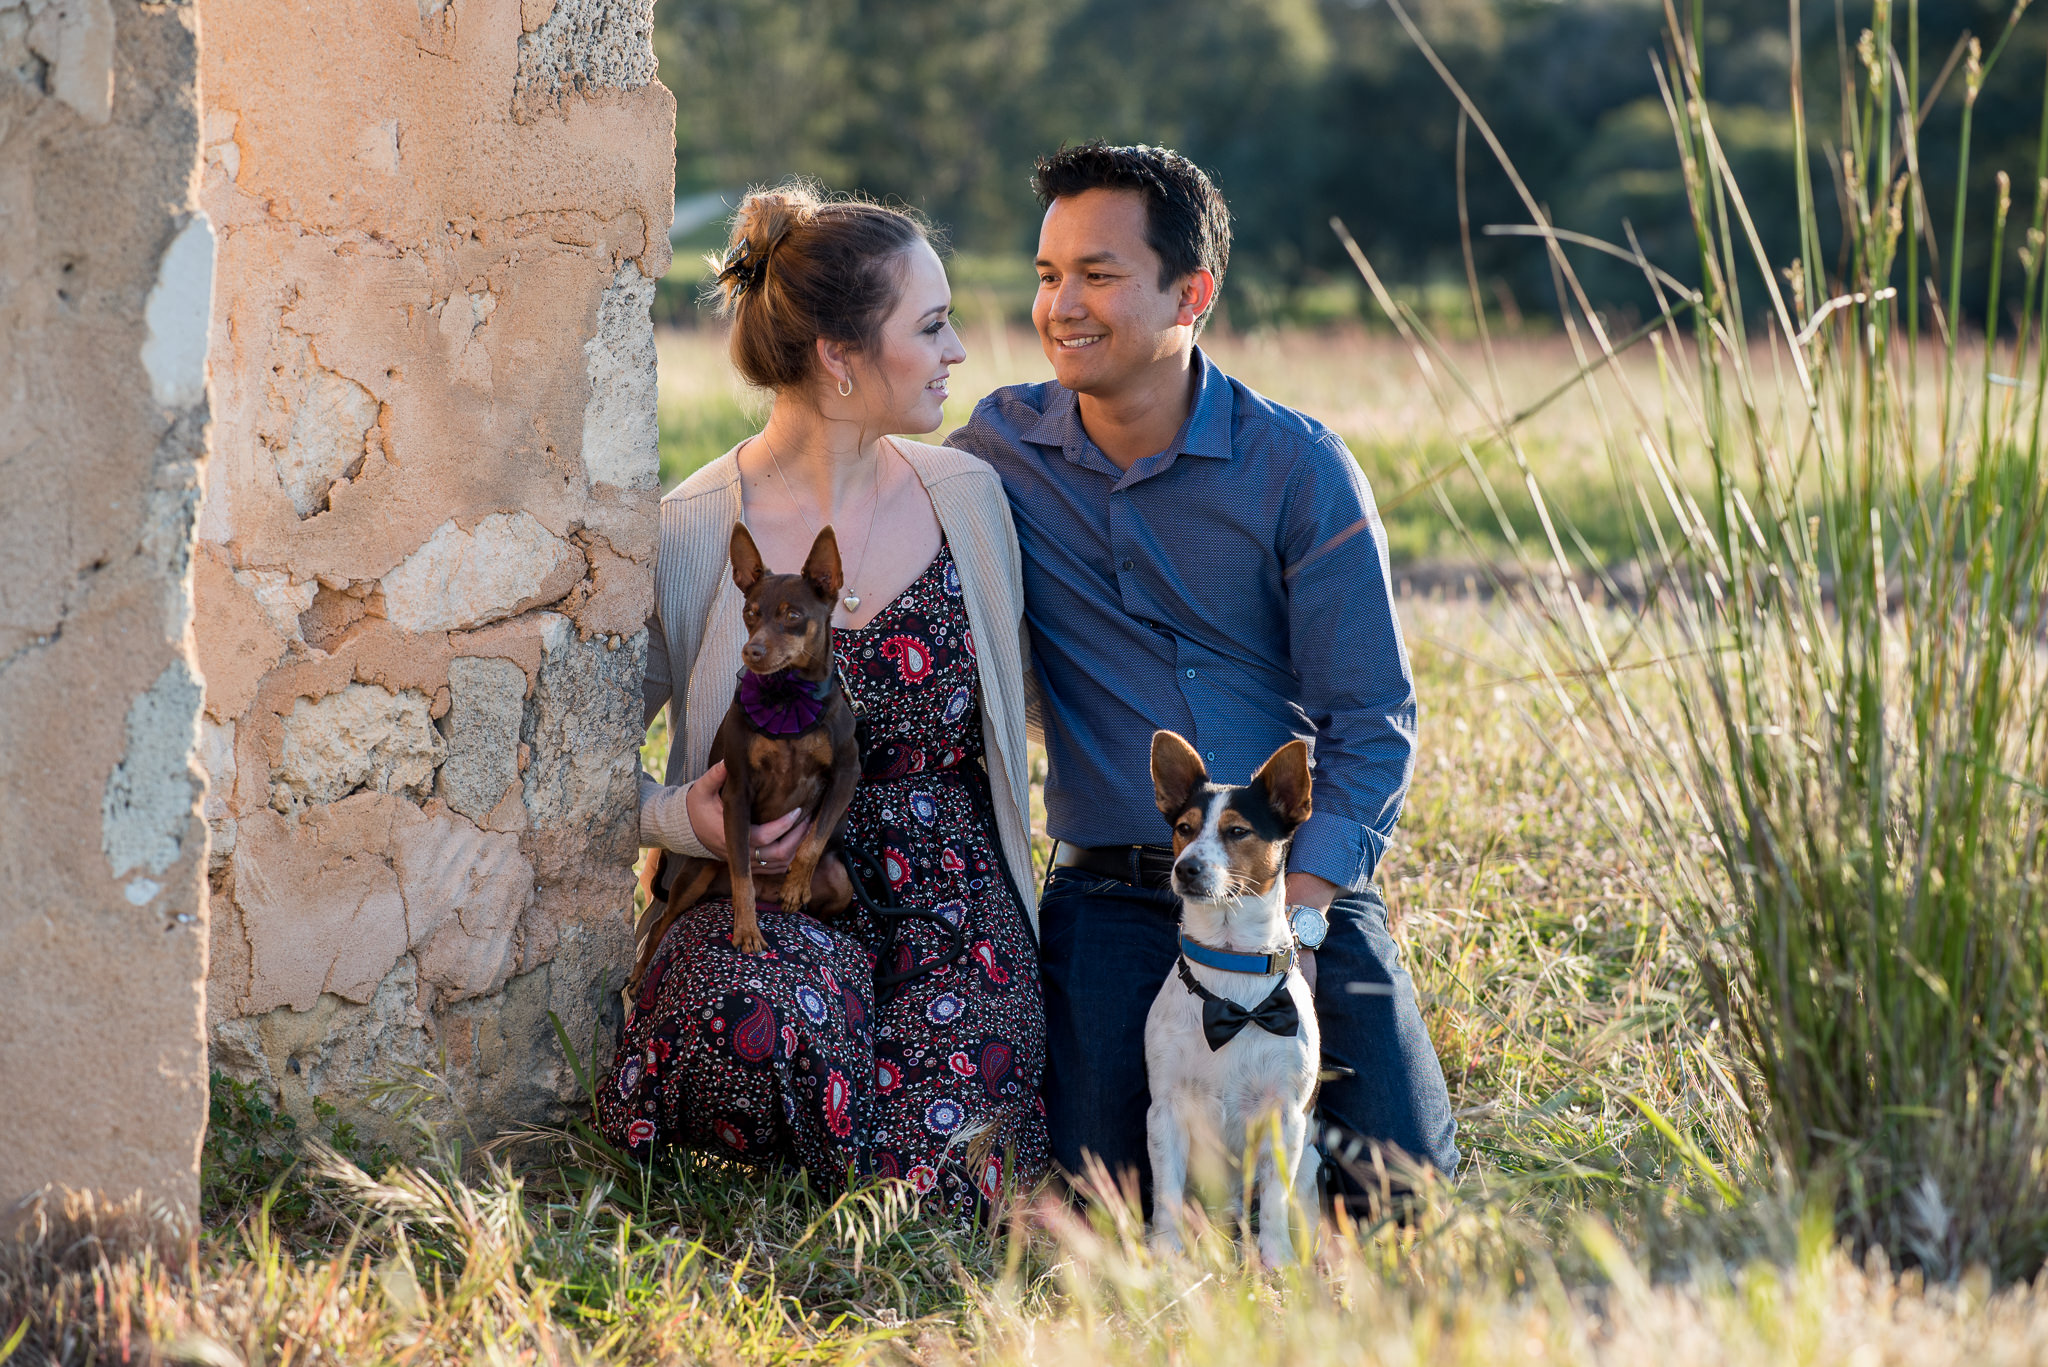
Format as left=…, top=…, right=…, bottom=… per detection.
left=8, top=330, right=2046, bottom=1364
left=656, top=321, right=1714, bottom=566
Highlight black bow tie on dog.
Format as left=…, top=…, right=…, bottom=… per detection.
left=1175, top=956, right=1300, bottom=1050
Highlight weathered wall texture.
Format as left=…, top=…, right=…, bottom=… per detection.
left=193, top=0, right=673, bottom=1141
left=0, top=0, right=213, bottom=1216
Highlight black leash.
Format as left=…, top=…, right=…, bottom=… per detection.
left=837, top=843, right=967, bottom=1002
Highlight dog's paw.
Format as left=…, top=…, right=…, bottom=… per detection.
left=730, top=921, right=767, bottom=955
left=780, top=855, right=822, bottom=913
left=1256, top=1230, right=1299, bottom=1268
left=1146, top=1223, right=1185, bottom=1258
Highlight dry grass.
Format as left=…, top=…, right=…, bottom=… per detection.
left=1389, top=593, right=1752, bottom=1221
left=13, top=582, right=2048, bottom=1363
left=14, top=287, right=2041, bottom=1358
left=656, top=323, right=1714, bottom=564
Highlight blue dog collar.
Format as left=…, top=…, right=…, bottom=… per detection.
left=1178, top=933, right=1296, bottom=977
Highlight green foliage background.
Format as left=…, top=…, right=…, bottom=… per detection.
left=655, top=0, right=2047, bottom=326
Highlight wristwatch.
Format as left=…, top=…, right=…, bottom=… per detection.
left=1288, top=903, right=1329, bottom=950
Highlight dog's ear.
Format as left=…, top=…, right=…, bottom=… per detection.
left=1151, top=730, right=1209, bottom=821
left=730, top=523, right=767, bottom=592
left=802, top=526, right=843, bottom=603
left=1251, top=739, right=1313, bottom=831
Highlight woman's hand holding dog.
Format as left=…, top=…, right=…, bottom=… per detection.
left=687, top=761, right=812, bottom=874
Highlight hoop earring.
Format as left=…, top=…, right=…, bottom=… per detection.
left=838, top=375, right=853, bottom=398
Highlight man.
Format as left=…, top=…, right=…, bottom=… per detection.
left=947, top=142, right=1459, bottom=1204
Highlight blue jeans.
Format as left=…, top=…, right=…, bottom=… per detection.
left=1037, top=869, right=1459, bottom=1204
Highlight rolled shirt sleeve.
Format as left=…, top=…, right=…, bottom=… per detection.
left=1280, top=435, right=1416, bottom=890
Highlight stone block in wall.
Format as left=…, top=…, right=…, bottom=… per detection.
left=380, top=513, right=587, bottom=635
left=228, top=792, right=536, bottom=1013
left=581, top=263, right=661, bottom=490
left=513, top=0, right=658, bottom=123
left=0, top=0, right=211, bottom=1220
left=395, top=813, right=528, bottom=1004
left=273, top=356, right=381, bottom=519
left=272, top=684, right=447, bottom=811
left=231, top=795, right=413, bottom=1014
left=524, top=615, right=646, bottom=841
left=438, top=657, right=529, bottom=825
left=193, top=0, right=672, bottom=1144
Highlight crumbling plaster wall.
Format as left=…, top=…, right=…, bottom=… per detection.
left=0, top=0, right=212, bottom=1216
left=193, top=0, right=674, bottom=1142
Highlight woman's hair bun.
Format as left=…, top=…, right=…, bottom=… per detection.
left=709, top=181, right=822, bottom=310
left=702, top=178, right=930, bottom=391
left=732, top=183, right=818, bottom=259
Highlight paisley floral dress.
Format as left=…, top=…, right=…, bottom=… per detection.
left=597, top=543, right=1049, bottom=1215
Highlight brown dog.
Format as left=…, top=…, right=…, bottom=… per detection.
left=630, top=523, right=860, bottom=992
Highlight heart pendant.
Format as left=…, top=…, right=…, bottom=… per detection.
left=842, top=593, right=861, bottom=614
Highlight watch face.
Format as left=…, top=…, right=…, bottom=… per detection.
left=1290, top=904, right=1328, bottom=948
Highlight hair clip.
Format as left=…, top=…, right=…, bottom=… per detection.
left=718, top=242, right=768, bottom=300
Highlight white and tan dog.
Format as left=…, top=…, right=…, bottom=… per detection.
left=1144, top=730, right=1320, bottom=1264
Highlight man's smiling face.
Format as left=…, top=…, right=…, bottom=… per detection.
left=1032, top=188, right=1204, bottom=398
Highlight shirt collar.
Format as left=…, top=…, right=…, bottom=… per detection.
left=1016, top=381, right=1084, bottom=452
left=1175, top=348, right=1235, bottom=461
left=1017, top=348, right=1237, bottom=478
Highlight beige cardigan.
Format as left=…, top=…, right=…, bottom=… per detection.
left=639, top=438, right=1039, bottom=927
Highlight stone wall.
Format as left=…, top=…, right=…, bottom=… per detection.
left=192, top=0, right=673, bottom=1143
left=0, top=0, right=213, bottom=1216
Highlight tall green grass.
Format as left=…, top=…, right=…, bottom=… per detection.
left=1349, top=0, right=2048, bottom=1276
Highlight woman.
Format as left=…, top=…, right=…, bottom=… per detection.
left=597, top=181, right=1048, bottom=1215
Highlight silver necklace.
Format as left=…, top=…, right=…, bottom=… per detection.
left=758, top=432, right=885, bottom=616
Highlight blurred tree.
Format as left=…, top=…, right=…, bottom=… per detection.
left=659, top=0, right=1075, bottom=243
left=1028, top=0, right=1336, bottom=307
left=660, top=0, right=860, bottom=194
left=654, top=0, right=2048, bottom=326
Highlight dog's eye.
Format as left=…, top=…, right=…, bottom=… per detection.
left=1222, top=826, right=1251, bottom=840
left=1174, top=822, right=1195, bottom=839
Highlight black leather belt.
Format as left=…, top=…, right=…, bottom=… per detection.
left=1052, top=842, right=1177, bottom=892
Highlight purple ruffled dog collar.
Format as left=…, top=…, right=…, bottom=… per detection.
left=736, top=667, right=833, bottom=735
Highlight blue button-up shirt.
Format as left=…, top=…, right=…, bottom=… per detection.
left=947, top=348, right=1416, bottom=890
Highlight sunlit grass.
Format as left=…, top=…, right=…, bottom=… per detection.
left=655, top=322, right=1722, bottom=565
left=18, top=0, right=2048, bottom=1351
left=0, top=591, right=1962, bottom=1364
left=10, top=587, right=2047, bottom=1362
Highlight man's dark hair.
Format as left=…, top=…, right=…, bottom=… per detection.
left=1032, top=142, right=1231, bottom=318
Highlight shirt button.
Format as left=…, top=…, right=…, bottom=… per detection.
left=1206, top=750, right=1217, bottom=762
left=1121, top=558, right=1134, bottom=571
left=1184, top=668, right=1196, bottom=678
